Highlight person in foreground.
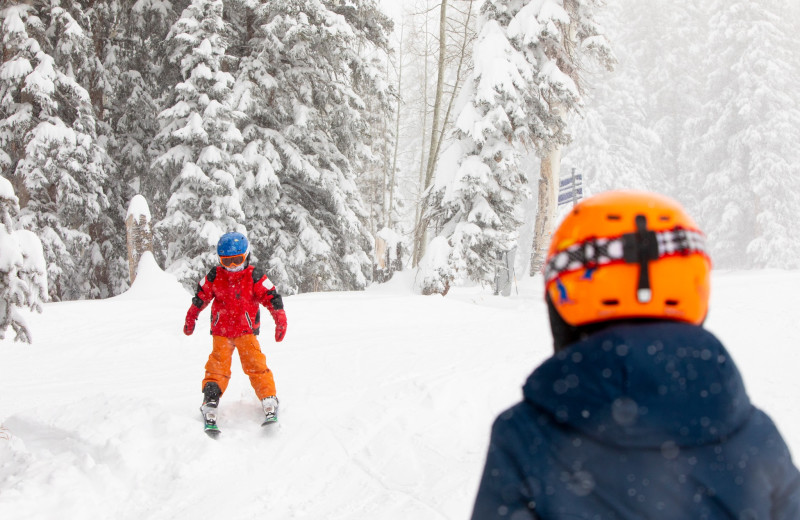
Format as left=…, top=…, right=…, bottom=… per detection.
left=183, top=232, right=287, bottom=431
left=471, top=191, right=800, bottom=519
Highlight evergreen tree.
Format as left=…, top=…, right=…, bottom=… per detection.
left=0, top=3, right=119, bottom=300
left=633, top=1, right=708, bottom=203
left=99, top=0, right=177, bottom=225
left=152, top=0, right=246, bottom=287
left=67, top=0, right=131, bottom=298
left=229, top=0, right=392, bottom=293
left=421, top=0, right=612, bottom=290
left=334, top=0, right=396, bottom=250
left=567, top=0, right=800, bottom=269
left=692, top=0, right=800, bottom=268
left=0, top=174, right=47, bottom=343
left=564, top=0, right=658, bottom=194
left=561, top=0, right=708, bottom=202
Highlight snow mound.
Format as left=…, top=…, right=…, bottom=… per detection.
left=365, top=270, right=417, bottom=295
left=116, top=251, right=188, bottom=301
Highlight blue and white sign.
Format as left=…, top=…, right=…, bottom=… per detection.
left=558, top=169, right=583, bottom=207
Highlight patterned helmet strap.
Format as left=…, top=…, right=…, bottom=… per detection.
left=545, top=221, right=708, bottom=299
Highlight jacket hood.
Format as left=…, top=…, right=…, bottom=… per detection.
left=523, top=322, right=753, bottom=449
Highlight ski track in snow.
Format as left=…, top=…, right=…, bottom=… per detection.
left=1, top=268, right=799, bottom=519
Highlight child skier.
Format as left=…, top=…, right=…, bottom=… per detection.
left=183, top=232, right=287, bottom=431
left=471, top=191, right=800, bottom=519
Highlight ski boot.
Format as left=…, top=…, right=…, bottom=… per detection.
left=201, top=382, right=222, bottom=436
left=261, top=395, right=279, bottom=426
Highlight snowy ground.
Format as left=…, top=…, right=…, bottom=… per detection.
left=1, top=260, right=799, bottom=520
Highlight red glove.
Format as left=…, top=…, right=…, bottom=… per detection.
left=184, top=306, right=200, bottom=336
left=273, top=309, right=287, bottom=342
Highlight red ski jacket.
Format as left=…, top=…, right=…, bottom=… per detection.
left=189, top=265, right=284, bottom=338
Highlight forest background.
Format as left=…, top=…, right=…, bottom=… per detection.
left=1, top=0, right=799, bottom=343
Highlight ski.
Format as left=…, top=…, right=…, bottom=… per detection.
left=261, top=414, right=278, bottom=428
left=204, top=422, right=221, bottom=438
left=201, top=403, right=220, bottom=438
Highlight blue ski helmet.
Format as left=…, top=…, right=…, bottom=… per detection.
left=217, top=232, right=249, bottom=257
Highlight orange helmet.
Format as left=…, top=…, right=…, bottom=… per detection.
left=545, top=190, right=711, bottom=327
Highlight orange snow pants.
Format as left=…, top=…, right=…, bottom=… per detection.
left=202, top=334, right=276, bottom=400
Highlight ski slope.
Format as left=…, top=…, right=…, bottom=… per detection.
left=1, top=258, right=799, bottom=520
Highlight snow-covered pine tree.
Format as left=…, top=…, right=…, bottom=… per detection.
left=564, top=0, right=659, bottom=194
left=691, top=0, right=800, bottom=268
left=0, top=174, right=47, bottom=343
left=228, top=0, right=391, bottom=293
left=152, top=0, right=246, bottom=287
left=64, top=1, right=130, bottom=298
left=417, top=3, right=542, bottom=290
left=332, top=0, right=396, bottom=258
left=0, top=3, right=120, bottom=300
left=420, top=0, right=612, bottom=291
left=629, top=1, right=708, bottom=205
left=100, top=0, right=177, bottom=227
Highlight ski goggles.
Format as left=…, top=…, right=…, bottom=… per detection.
left=219, top=253, right=247, bottom=268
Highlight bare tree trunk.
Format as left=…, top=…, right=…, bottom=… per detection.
left=431, top=0, right=474, bottom=175
left=530, top=145, right=562, bottom=276
left=530, top=3, right=579, bottom=277
left=411, top=4, right=433, bottom=268
left=388, top=22, right=405, bottom=231
left=380, top=63, right=389, bottom=230
left=413, top=0, right=448, bottom=267
left=126, top=196, right=154, bottom=284
left=424, top=0, right=448, bottom=190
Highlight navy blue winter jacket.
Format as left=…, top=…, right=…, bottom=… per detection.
left=471, top=322, right=800, bottom=519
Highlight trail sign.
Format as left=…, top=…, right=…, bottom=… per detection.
left=558, top=168, right=583, bottom=207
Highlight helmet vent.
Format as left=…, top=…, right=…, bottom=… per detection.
left=665, top=299, right=679, bottom=306
left=602, top=299, right=619, bottom=306
left=659, top=215, right=671, bottom=221
left=606, top=214, right=621, bottom=221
